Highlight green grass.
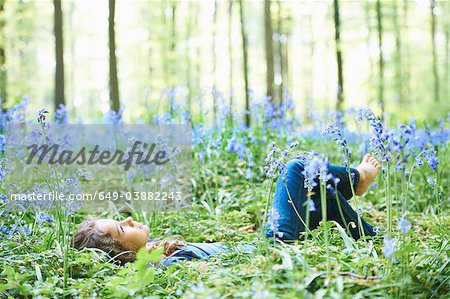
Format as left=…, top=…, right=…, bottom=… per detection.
left=0, top=122, right=449, bottom=298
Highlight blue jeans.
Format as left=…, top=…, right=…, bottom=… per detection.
left=265, top=159, right=377, bottom=242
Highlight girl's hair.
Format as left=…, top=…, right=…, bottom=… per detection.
left=72, top=219, right=186, bottom=265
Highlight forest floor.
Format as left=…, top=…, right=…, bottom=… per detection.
left=0, top=104, right=449, bottom=298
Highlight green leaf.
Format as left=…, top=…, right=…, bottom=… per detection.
left=134, top=247, right=164, bottom=281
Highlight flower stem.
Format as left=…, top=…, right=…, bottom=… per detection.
left=320, top=181, right=330, bottom=274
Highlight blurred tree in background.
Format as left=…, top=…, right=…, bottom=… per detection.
left=53, top=0, right=65, bottom=110
left=108, top=0, right=120, bottom=113
left=0, top=0, right=6, bottom=109
left=1, top=0, right=449, bottom=123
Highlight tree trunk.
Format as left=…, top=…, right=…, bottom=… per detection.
left=194, top=3, right=203, bottom=122
left=228, top=0, right=234, bottom=114
left=364, top=1, right=373, bottom=100
left=68, top=1, right=76, bottom=114
left=445, top=2, right=449, bottom=101
left=276, top=0, right=284, bottom=106
left=169, top=3, right=177, bottom=115
left=281, top=39, right=289, bottom=107
left=430, top=0, right=439, bottom=102
left=264, top=0, right=275, bottom=103
left=0, top=0, right=6, bottom=110
left=108, top=0, right=120, bottom=112
left=161, top=4, right=168, bottom=92
left=54, top=0, right=65, bottom=110
left=307, top=13, right=314, bottom=112
left=403, top=0, right=410, bottom=103
left=186, top=2, right=193, bottom=116
left=376, top=0, right=384, bottom=118
left=333, top=0, right=344, bottom=114
left=238, top=0, right=250, bottom=127
left=393, top=0, right=403, bottom=104
left=212, top=0, right=218, bottom=123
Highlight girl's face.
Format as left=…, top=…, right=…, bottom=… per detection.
left=95, top=217, right=150, bottom=251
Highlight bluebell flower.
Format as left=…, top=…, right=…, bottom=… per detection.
left=357, top=207, right=363, bottom=216
left=245, top=168, right=253, bottom=179
left=0, top=165, right=5, bottom=186
left=267, top=207, right=283, bottom=238
left=302, top=153, right=329, bottom=192
left=4, top=224, right=31, bottom=237
left=3, top=96, right=28, bottom=126
left=414, top=155, right=424, bottom=168
left=0, top=135, right=5, bottom=154
left=0, top=194, right=7, bottom=204
left=226, top=136, right=248, bottom=161
left=22, top=227, right=31, bottom=235
left=358, top=109, right=389, bottom=163
left=37, top=108, right=49, bottom=124
left=105, top=105, right=124, bottom=124
left=264, top=142, right=282, bottom=179
left=382, top=235, right=397, bottom=262
left=128, top=171, right=136, bottom=183
left=422, top=149, right=439, bottom=172
left=302, top=155, right=320, bottom=192
left=289, top=141, right=299, bottom=149
left=197, top=151, right=204, bottom=162
left=54, top=104, right=68, bottom=124
left=38, top=213, right=53, bottom=223
left=0, top=225, right=8, bottom=234
left=322, top=124, right=351, bottom=166
left=247, top=152, right=254, bottom=166
left=308, top=199, right=316, bottom=212
left=397, top=213, right=411, bottom=234
left=356, top=108, right=373, bottom=123
left=426, top=178, right=436, bottom=188
left=333, top=177, right=341, bottom=186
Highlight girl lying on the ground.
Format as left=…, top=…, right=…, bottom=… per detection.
left=72, top=154, right=380, bottom=266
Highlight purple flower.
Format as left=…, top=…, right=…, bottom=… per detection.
left=422, top=150, right=439, bottom=172
left=54, top=104, right=68, bottom=124
left=426, top=178, right=436, bottom=188
left=358, top=109, right=389, bottom=163
left=302, top=156, right=319, bottom=192
left=105, top=106, right=124, bottom=124
left=37, top=108, right=49, bottom=124
left=322, top=124, right=350, bottom=166
left=0, top=165, right=6, bottom=186
left=0, top=135, right=5, bottom=154
left=38, top=213, right=53, bottom=223
left=357, top=207, right=363, bottom=216
left=333, top=177, right=341, bottom=186
left=264, top=142, right=290, bottom=180
left=267, top=207, right=283, bottom=238
left=245, top=168, right=253, bottom=179
left=397, top=213, right=411, bottom=234
left=382, top=235, right=397, bottom=262
left=128, top=171, right=136, bottom=183
left=306, top=199, right=316, bottom=212
left=414, top=155, right=424, bottom=168
left=289, top=141, right=299, bottom=149
left=227, top=136, right=248, bottom=162
left=369, top=182, right=378, bottom=190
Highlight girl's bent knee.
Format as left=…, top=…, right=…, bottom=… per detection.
left=285, top=159, right=304, bottom=174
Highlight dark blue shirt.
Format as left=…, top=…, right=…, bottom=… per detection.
left=149, top=242, right=256, bottom=268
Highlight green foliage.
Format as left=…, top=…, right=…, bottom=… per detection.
left=0, top=118, right=449, bottom=298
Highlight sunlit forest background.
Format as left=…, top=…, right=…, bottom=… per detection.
left=1, top=1, right=450, bottom=297
left=1, top=0, right=449, bottom=124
